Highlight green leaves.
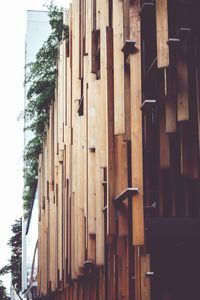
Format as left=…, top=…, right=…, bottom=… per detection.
left=0, top=281, right=9, bottom=300
left=22, top=3, right=69, bottom=213
left=0, top=219, right=22, bottom=298
left=23, top=137, right=42, bottom=211
left=8, top=219, right=22, bottom=293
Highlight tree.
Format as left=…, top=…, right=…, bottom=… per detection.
left=0, top=219, right=22, bottom=299
left=22, top=2, right=69, bottom=213
left=0, top=280, right=9, bottom=300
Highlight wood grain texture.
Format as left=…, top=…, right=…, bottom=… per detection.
left=156, top=0, right=169, bottom=68
left=113, top=0, right=125, bottom=134
left=130, top=0, right=144, bottom=247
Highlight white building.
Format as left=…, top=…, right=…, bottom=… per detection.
left=22, top=10, right=51, bottom=299
left=23, top=190, right=38, bottom=300
left=24, top=10, right=51, bottom=145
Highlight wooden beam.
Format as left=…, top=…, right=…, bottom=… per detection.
left=176, top=46, right=189, bottom=121
left=106, top=26, right=116, bottom=236
left=134, top=246, right=141, bottom=300
left=155, top=0, right=169, bottom=68
left=77, top=115, right=86, bottom=271
left=159, top=95, right=170, bottom=168
left=130, top=0, right=144, bottom=247
left=123, top=0, right=131, bottom=141
left=115, top=188, right=138, bottom=206
left=115, top=135, right=128, bottom=237
left=164, top=67, right=177, bottom=133
left=113, top=0, right=125, bottom=134
left=117, top=237, right=129, bottom=300
left=91, top=30, right=100, bottom=74
left=87, top=78, right=97, bottom=263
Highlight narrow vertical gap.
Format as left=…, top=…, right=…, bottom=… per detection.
left=103, top=167, right=108, bottom=300
left=108, top=0, right=113, bottom=28
left=127, top=140, right=134, bottom=299
left=85, top=82, right=89, bottom=259
left=92, top=0, right=96, bottom=30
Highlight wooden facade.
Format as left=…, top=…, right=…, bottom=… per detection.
left=37, top=1, right=200, bottom=299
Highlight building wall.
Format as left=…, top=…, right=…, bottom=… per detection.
left=37, top=1, right=200, bottom=300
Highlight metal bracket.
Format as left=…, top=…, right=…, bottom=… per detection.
left=89, top=147, right=96, bottom=152
left=102, top=205, right=107, bottom=213
left=168, top=28, right=191, bottom=47
left=146, top=271, right=154, bottom=277
left=140, top=100, right=156, bottom=114
left=167, top=38, right=181, bottom=45
left=83, top=260, right=95, bottom=270
left=122, top=40, right=136, bottom=60
left=114, top=187, right=138, bottom=206
left=177, top=27, right=191, bottom=40
left=139, top=3, right=154, bottom=16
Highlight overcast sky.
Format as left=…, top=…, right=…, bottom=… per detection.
left=0, top=0, right=69, bottom=291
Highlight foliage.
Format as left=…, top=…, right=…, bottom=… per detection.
left=8, top=219, right=22, bottom=293
left=23, top=137, right=42, bottom=211
left=22, top=2, right=69, bottom=213
left=0, top=219, right=22, bottom=298
left=0, top=281, right=9, bottom=300
left=24, top=2, right=68, bottom=139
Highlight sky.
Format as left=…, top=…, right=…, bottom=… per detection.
left=0, top=0, right=69, bottom=292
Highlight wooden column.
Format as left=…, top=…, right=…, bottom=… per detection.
left=130, top=0, right=144, bottom=247
left=106, top=26, right=116, bottom=237
left=155, top=0, right=169, bottom=68
left=130, top=2, right=144, bottom=299
left=113, top=0, right=125, bottom=134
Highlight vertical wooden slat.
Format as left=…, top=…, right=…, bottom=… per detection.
left=130, top=0, right=144, bottom=246
left=160, top=97, right=170, bottom=168
left=71, top=0, right=82, bottom=279
left=165, top=67, right=177, bottom=133
left=115, top=135, right=128, bottom=237
left=177, top=47, right=189, bottom=121
left=77, top=115, right=85, bottom=271
left=117, top=237, right=129, bottom=300
left=155, top=0, right=169, bottom=68
left=123, top=0, right=131, bottom=140
left=123, top=0, right=130, bottom=42
left=95, top=0, right=109, bottom=265
left=124, top=64, right=131, bottom=140
left=98, top=267, right=105, bottom=300
left=134, top=246, right=141, bottom=300
left=87, top=80, right=96, bottom=261
left=106, top=26, right=116, bottom=237
left=113, top=0, right=125, bottom=135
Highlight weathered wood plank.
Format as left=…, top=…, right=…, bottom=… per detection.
left=176, top=47, right=189, bottom=121
left=106, top=26, right=116, bottom=237
left=115, top=135, right=128, bottom=237
left=77, top=115, right=85, bottom=271
left=155, top=0, right=169, bottom=68
left=95, top=0, right=109, bottom=264
left=160, top=96, right=170, bottom=168
left=164, top=68, right=177, bottom=133
left=113, top=0, right=125, bottom=135
left=130, top=0, right=144, bottom=247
